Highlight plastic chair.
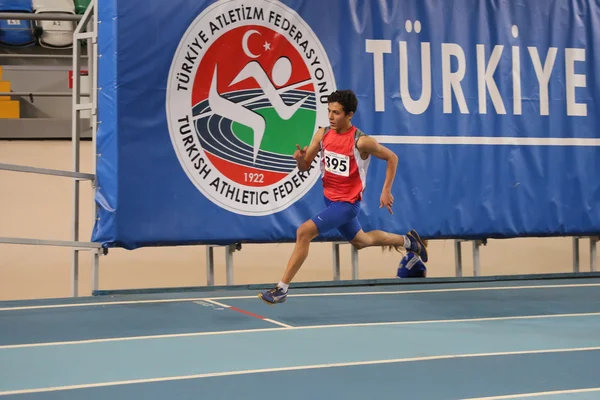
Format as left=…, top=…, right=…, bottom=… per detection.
left=74, top=0, right=90, bottom=15
left=32, top=0, right=76, bottom=49
left=0, top=0, right=36, bottom=47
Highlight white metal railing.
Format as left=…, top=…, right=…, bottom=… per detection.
left=0, top=12, right=80, bottom=22
left=0, top=0, right=102, bottom=297
left=168, top=236, right=600, bottom=287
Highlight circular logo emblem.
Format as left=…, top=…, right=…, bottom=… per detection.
left=166, top=0, right=336, bottom=216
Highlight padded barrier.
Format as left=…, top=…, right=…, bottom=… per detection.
left=92, top=0, right=600, bottom=249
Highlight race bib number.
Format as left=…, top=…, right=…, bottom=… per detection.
left=324, top=150, right=349, bottom=177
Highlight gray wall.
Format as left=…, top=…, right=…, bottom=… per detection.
left=0, top=46, right=91, bottom=138
left=3, top=65, right=75, bottom=119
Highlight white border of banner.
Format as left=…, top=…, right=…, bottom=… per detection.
left=372, top=136, right=600, bottom=146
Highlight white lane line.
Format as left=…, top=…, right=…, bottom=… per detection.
left=1, top=346, right=600, bottom=396
left=211, top=283, right=600, bottom=300
left=202, top=299, right=230, bottom=308
left=263, top=318, right=293, bottom=328
left=202, top=298, right=292, bottom=328
left=2, top=311, right=600, bottom=350
left=0, top=327, right=286, bottom=349
left=460, top=387, right=600, bottom=399
left=1, top=283, right=600, bottom=311
left=0, top=298, right=209, bottom=312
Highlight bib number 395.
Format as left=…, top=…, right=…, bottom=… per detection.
left=324, top=150, right=349, bottom=177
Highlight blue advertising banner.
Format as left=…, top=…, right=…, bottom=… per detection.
left=92, top=0, right=600, bottom=249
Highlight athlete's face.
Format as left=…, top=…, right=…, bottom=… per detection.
left=328, top=102, right=353, bottom=132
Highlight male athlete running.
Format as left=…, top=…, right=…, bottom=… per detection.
left=260, top=90, right=428, bottom=304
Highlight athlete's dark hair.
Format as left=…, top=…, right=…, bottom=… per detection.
left=327, top=90, right=358, bottom=115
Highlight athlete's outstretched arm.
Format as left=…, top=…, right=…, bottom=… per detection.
left=294, top=128, right=324, bottom=172
left=357, top=136, right=398, bottom=214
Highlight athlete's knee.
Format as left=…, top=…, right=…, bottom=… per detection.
left=296, top=220, right=319, bottom=242
left=351, top=240, right=368, bottom=250
left=350, top=231, right=372, bottom=250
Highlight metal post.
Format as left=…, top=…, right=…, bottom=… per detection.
left=71, top=30, right=82, bottom=297
left=87, top=6, right=98, bottom=291
left=473, top=240, right=481, bottom=276
left=206, top=246, right=215, bottom=286
left=92, top=0, right=99, bottom=121
left=454, top=240, right=462, bottom=277
left=351, top=246, right=359, bottom=279
left=332, top=243, right=340, bottom=280
left=225, top=245, right=234, bottom=285
left=0, top=163, right=94, bottom=179
left=70, top=249, right=78, bottom=296
left=0, top=92, right=73, bottom=97
left=91, top=0, right=100, bottom=293
left=591, top=237, right=598, bottom=273
left=70, top=0, right=96, bottom=297
left=0, top=12, right=82, bottom=21
left=0, top=53, right=87, bottom=59
left=91, top=250, right=99, bottom=291
left=86, top=19, right=93, bottom=128
left=573, top=237, right=580, bottom=273
left=0, top=237, right=99, bottom=248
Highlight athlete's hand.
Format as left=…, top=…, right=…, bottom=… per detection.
left=380, top=190, right=394, bottom=214
left=293, top=144, right=307, bottom=161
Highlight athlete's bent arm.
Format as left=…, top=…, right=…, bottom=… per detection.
left=294, top=128, right=324, bottom=172
left=357, top=136, right=398, bottom=214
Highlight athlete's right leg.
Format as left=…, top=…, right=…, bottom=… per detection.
left=349, top=228, right=428, bottom=262
left=259, top=199, right=359, bottom=304
left=335, top=211, right=428, bottom=262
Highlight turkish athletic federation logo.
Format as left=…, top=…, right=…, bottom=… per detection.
left=166, top=0, right=336, bottom=216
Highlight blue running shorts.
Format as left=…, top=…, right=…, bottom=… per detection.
left=310, top=196, right=362, bottom=241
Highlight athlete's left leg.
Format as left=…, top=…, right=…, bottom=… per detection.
left=341, top=220, right=429, bottom=262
